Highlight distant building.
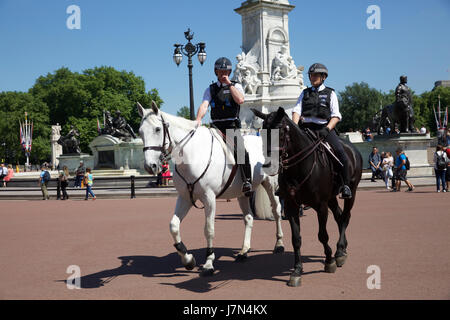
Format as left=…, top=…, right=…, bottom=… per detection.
left=434, top=80, right=450, bottom=90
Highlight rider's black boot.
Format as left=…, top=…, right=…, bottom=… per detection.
left=340, top=185, right=352, bottom=199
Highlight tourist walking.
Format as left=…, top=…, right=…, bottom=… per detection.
left=59, top=165, right=70, bottom=200
left=39, top=165, right=51, bottom=200
left=433, top=145, right=448, bottom=193
left=2, top=164, right=14, bottom=187
left=393, top=148, right=414, bottom=192
left=84, top=168, right=96, bottom=200
left=382, top=151, right=394, bottom=190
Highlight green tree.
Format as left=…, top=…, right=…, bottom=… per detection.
left=0, top=92, right=51, bottom=164
left=337, top=82, right=384, bottom=132
left=176, top=106, right=190, bottom=120
left=29, top=66, right=163, bottom=153
left=414, top=86, right=450, bottom=134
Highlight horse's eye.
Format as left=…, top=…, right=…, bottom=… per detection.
left=155, top=127, right=161, bottom=133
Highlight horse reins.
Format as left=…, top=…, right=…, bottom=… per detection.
left=143, top=115, right=237, bottom=209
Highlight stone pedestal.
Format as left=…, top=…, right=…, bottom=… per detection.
left=343, top=133, right=434, bottom=177
left=88, top=135, right=145, bottom=172
left=57, top=153, right=94, bottom=174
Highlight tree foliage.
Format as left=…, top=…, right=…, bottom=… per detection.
left=0, top=66, right=163, bottom=164
left=176, top=106, right=190, bottom=120
left=337, top=82, right=384, bottom=132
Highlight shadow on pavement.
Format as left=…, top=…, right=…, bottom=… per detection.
left=57, top=248, right=325, bottom=292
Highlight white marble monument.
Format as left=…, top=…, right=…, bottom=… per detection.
left=233, top=0, right=305, bottom=131
left=50, top=124, right=63, bottom=169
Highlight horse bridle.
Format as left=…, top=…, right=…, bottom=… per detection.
left=142, top=114, right=174, bottom=162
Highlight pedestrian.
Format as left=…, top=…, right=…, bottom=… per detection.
left=433, top=145, right=448, bottom=193
left=368, top=146, right=382, bottom=182
left=381, top=151, right=394, bottom=190
left=0, top=163, right=7, bottom=187
left=2, top=164, right=14, bottom=187
left=84, top=168, right=96, bottom=200
left=363, top=128, right=373, bottom=142
left=445, top=145, right=450, bottom=192
left=74, top=161, right=86, bottom=188
left=59, top=165, right=70, bottom=200
left=420, top=125, right=426, bottom=134
left=195, top=57, right=252, bottom=195
left=393, top=147, right=414, bottom=192
left=161, top=160, right=171, bottom=186
left=292, top=63, right=352, bottom=198
left=39, top=165, right=51, bottom=200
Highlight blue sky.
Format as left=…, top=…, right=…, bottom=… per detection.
left=0, top=0, right=449, bottom=117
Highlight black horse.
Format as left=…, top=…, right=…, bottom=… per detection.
left=253, top=107, right=363, bottom=287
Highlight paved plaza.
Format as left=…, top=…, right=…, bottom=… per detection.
left=0, top=184, right=448, bottom=300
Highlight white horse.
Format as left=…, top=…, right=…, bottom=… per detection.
left=137, top=101, right=284, bottom=276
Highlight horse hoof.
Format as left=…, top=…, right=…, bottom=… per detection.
left=336, top=255, right=347, bottom=267
left=184, top=256, right=196, bottom=271
left=287, top=276, right=302, bottom=287
left=235, top=253, right=248, bottom=262
left=273, top=246, right=285, bottom=254
left=200, top=268, right=214, bottom=277
left=324, top=261, right=337, bottom=273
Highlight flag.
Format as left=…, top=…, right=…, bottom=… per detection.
left=97, top=118, right=101, bottom=134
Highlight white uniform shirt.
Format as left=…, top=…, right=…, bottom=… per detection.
left=202, top=81, right=244, bottom=122
left=292, top=84, right=341, bottom=125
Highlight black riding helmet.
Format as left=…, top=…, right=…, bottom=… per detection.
left=308, top=63, right=328, bottom=78
left=214, top=57, right=232, bottom=75
left=400, top=75, right=407, bottom=84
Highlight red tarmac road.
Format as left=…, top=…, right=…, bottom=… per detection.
left=0, top=186, right=449, bottom=300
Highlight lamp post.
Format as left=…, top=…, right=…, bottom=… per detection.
left=173, top=28, right=206, bottom=120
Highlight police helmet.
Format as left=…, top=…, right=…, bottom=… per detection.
left=308, top=63, right=328, bottom=78
left=214, top=57, right=232, bottom=74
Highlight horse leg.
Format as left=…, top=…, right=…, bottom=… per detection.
left=235, top=195, right=253, bottom=261
left=335, top=195, right=355, bottom=267
left=261, top=178, right=284, bottom=254
left=317, top=203, right=336, bottom=273
left=200, top=192, right=216, bottom=276
left=170, top=196, right=196, bottom=271
left=285, top=199, right=302, bottom=287
left=328, top=197, right=347, bottom=267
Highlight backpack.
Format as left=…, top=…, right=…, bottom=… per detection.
left=43, top=171, right=51, bottom=182
left=404, top=156, right=410, bottom=170
left=436, top=153, right=446, bottom=170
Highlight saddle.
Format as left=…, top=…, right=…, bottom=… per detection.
left=302, top=127, right=345, bottom=195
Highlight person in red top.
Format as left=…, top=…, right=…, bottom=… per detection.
left=161, top=160, right=172, bottom=186
left=3, top=164, right=14, bottom=187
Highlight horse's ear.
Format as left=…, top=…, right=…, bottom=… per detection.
left=136, top=102, right=147, bottom=118
left=251, top=108, right=267, bottom=120
left=151, top=100, right=159, bottom=115
left=276, top=107, right=285, bottom=116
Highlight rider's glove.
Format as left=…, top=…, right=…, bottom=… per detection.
left=318, top=126, right=330, bottom=139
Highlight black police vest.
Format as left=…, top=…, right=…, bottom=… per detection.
left=209, top=82, right=240, bottom=121
left=301, top=86, right=334, bottom=120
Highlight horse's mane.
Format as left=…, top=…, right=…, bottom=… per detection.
left=145, top=108, right=197, bottom=131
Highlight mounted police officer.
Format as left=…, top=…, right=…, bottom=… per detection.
left=292, top=63, right=352, bottom=199
left=195, top=57, right=252, bottom=195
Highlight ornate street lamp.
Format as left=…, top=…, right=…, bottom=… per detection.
left=19, top=111, right=33, bottom=169
left=173, top=28, right=206, bottom=120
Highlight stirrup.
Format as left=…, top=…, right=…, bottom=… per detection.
left=242, top=181, right=252, bottom=193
